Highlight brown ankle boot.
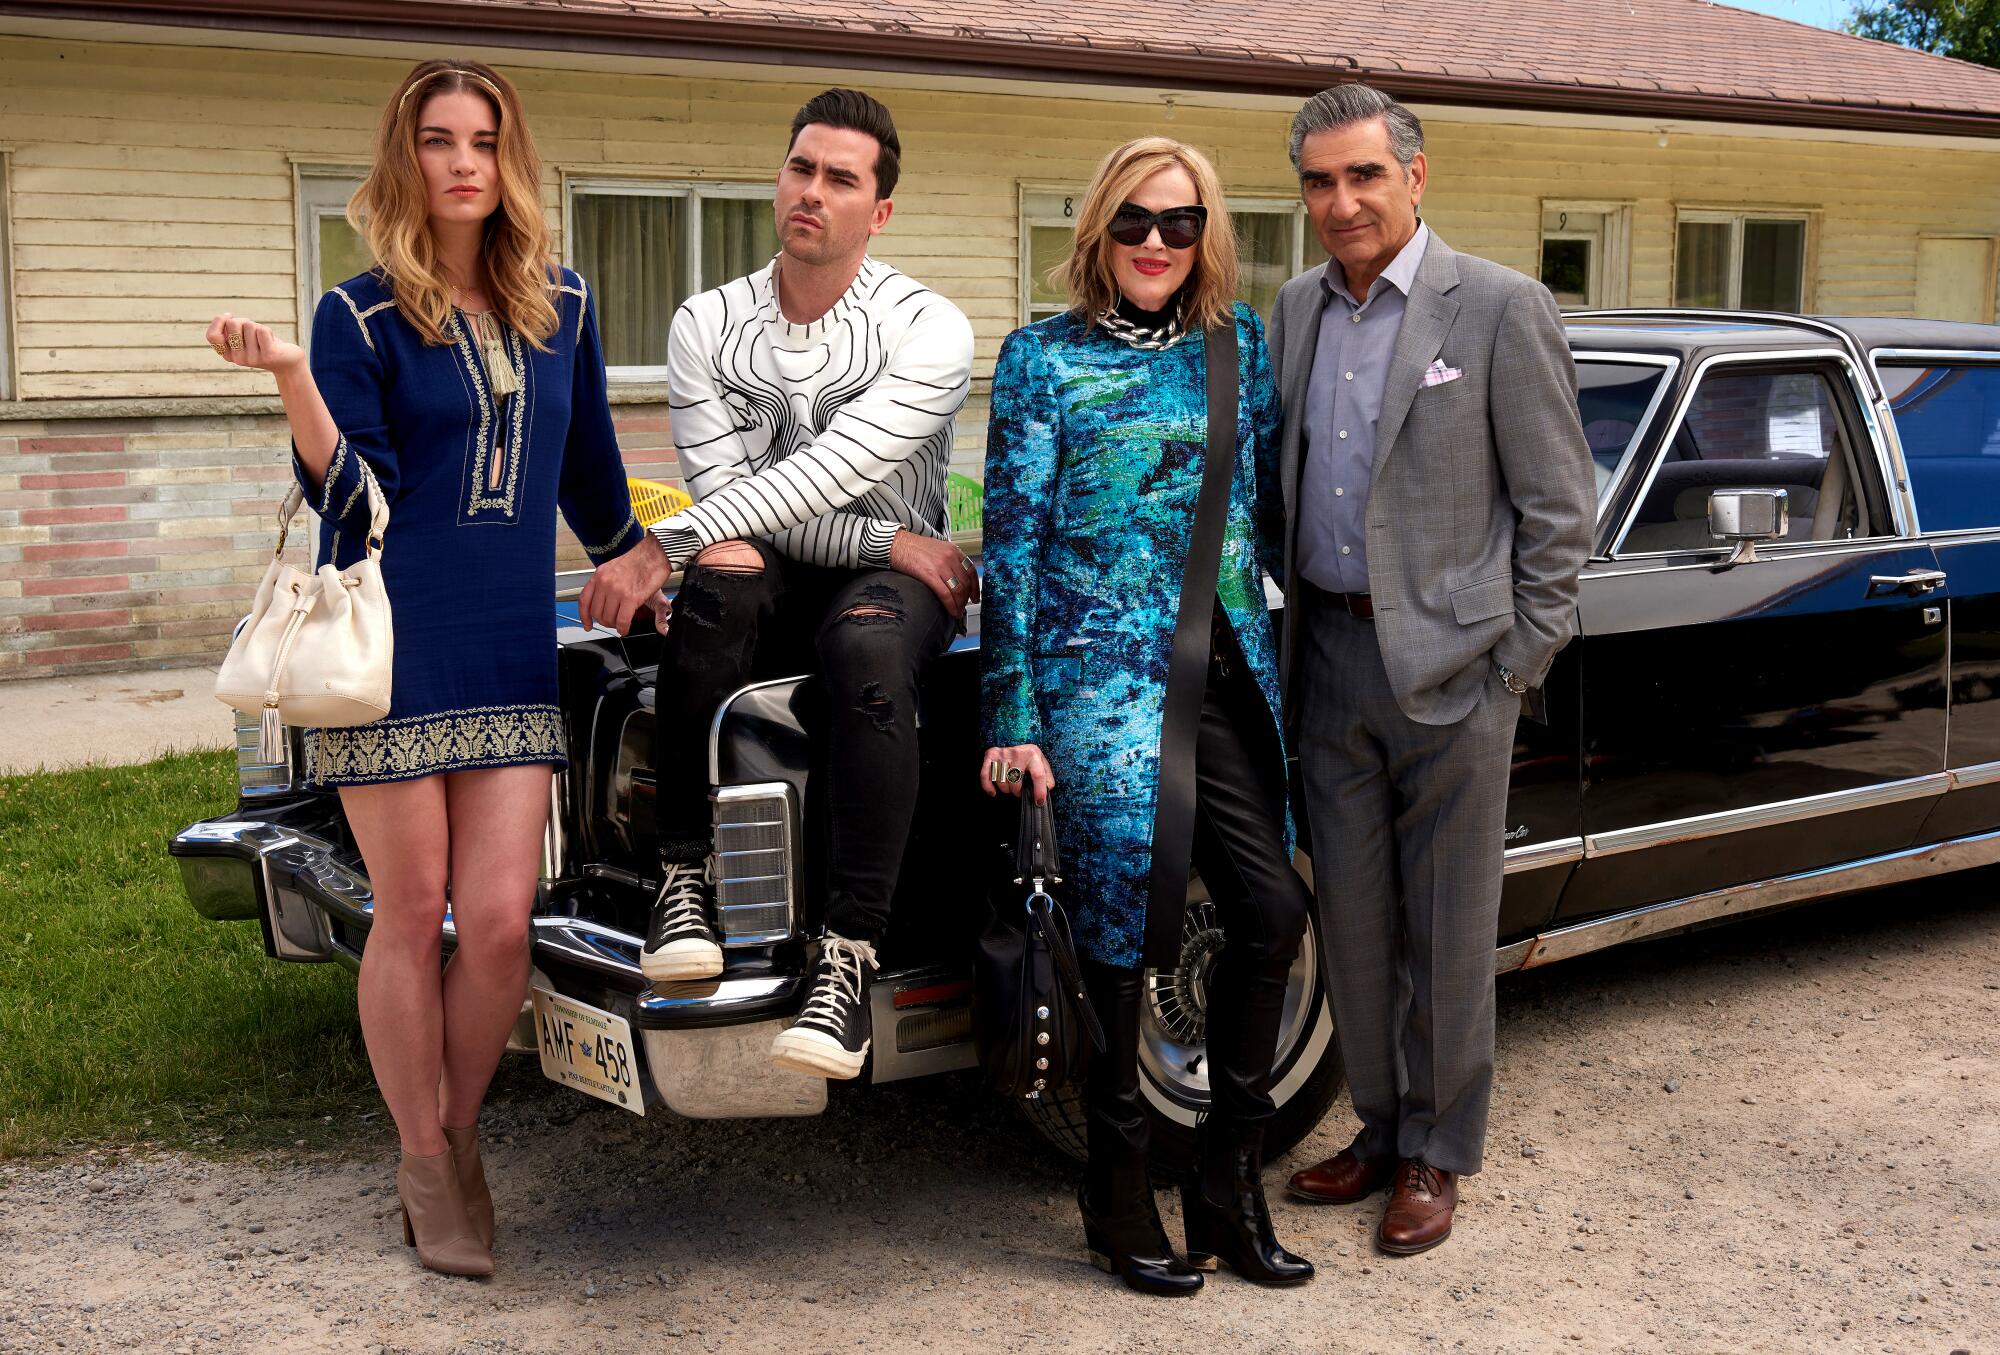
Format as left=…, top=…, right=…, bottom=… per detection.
left=397, top=1148, right=494, bottom=1277
left=443, top=1124, right=494, bottom=1251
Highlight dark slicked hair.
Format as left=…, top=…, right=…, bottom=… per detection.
left=788, top=88, right=902, bottom=200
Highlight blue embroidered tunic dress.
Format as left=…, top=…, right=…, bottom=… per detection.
left=980, top=303, right=1293, bottom=968
left=295, top=268, right=646, bottom=785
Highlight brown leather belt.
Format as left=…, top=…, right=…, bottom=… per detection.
left=1327, top=590, right=1374, bottom=620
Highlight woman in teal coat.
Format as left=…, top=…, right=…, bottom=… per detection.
left=980, top=138, right=1314, bottom=1297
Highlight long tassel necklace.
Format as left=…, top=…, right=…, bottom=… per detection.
left=466, top=308, right=522, bottom=401
left=454, top=283, right=521, bottom=494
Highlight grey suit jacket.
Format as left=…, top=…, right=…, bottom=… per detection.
left=1270, top=233, right=1595, bottom=727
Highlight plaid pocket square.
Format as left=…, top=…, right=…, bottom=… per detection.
left=1423, top=360, right=1463, bottom=387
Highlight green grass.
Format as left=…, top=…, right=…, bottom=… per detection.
left=0, top=752, right=380, bottom=1157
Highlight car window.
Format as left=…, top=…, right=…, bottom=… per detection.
left=1881, top=362, right=2000, bottom=534
left=1576, top=361, right=1669, bottom=500
left=1619, top=366, right=1869, bottom=555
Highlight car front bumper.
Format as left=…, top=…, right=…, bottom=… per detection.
left=168, top=809, right=806, bottom=1028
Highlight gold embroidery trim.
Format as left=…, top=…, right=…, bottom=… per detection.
left=305, top=704, right=564, bottom=783
left=453, top=316, right=528, bottom=519
left=316, top=435, right=350, bottom=518
left=582, top=511, right=639, bottom=558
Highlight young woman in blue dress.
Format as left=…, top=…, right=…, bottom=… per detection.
left=205, top=59, right=666, bottom=1276
left=980, top=139, right=1315, bottom=1296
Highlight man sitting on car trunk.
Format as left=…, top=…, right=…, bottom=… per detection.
left=585, top=89, right=975, bottom=1080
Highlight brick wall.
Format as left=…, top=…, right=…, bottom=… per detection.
left=0, top=400, right=680, bottom=680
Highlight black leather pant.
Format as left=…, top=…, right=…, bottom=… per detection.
left=653, top=540, right=955, bottom=946
left=1084, top=621, right=1313, bottom=1184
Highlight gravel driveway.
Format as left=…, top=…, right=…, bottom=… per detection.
left=3, top=877, right=1995, bottom=1355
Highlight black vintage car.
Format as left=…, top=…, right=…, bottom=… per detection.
left=172, top=309, right=2000, bottom=1168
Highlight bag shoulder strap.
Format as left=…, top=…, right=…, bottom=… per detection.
left=1140, top=319, right=1239, bottom=964
left=274, top=455, right=390, bottom=561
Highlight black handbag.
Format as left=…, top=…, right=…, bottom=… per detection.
left=973, top=788, right=1106, bottom=1100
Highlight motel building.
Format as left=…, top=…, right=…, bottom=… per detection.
left=1, top=0, right=1999, bottom=677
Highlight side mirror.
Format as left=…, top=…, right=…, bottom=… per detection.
left=1708, top=487, right=1789, bottom=566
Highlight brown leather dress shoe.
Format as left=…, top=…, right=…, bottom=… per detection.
left=1287, top=1147, right=1397, bottom=1205
left=1377, top=1159, right=1458, bottom=1255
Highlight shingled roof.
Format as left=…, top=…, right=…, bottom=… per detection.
left=38, top=0, right=2000, bottom=134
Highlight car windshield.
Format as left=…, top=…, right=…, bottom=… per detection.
left=1576, top=360, right=1670, bottom=501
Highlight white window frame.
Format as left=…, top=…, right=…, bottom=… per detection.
left=293, top=163, right=369, bottom=352
left=1673, top=208, right=1815, bottom=311
left=1017, top=183, right=1307, bottom=325
left=1539, top=200, right=1632, bottom=310
left=563, top=176, right=777, bottom=383
left=0, top=148, right=15, bottom=402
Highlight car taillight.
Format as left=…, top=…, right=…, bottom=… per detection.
left=709, top=783, right=795, bottom=945
left=233, top=708, right=295, bottom=797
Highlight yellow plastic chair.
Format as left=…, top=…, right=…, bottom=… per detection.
left=627, top=477, right=692, bottom=528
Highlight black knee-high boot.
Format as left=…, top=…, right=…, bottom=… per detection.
left=1078, top=959, right=1202, bottom=1297
left=1180, top=943, right=1314, bottom=1286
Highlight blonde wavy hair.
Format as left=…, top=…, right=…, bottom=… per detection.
left=1055, top=137, right=1240, bottom=333
left=348, top=59, right=559, bottom=349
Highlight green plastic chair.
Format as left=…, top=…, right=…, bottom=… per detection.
left=947, top=472, right=984, bottom=534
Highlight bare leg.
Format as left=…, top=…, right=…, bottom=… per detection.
left=438, top=763, right=550, bottom=1129
left=341, top=776, right=452, bottom=1157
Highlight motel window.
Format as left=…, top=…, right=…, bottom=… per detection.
left=1540, top=203, right=1631, bottom=310
left=296, top=168, right=371, bottom=349
left=566, top=181, right=778, bottom=380
left=1674, top=211, right=1810, bottom=312
left=1020, top=187, right=1306, bottom=326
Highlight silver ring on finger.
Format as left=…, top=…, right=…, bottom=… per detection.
left=946, top=576, right=959, bottom=591
left=1005, top=766, right=1022, bottom=785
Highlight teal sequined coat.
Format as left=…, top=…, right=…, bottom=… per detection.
left=980, top=303, right=1292, bottom=969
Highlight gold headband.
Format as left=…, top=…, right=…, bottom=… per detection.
left=397, top=68, right=506, bottom=117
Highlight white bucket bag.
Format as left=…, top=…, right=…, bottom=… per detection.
left=215, top=463, right=394, bottom=762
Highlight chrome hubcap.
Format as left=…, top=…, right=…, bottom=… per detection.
left=1138, top=874, right=1318, bottom=1106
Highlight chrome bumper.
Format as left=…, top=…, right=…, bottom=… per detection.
left=170, top=813, right=978, bottom=1084
left=171, top=818, right=358, bottom=963
left=169, top=813, right=804, bottom=1026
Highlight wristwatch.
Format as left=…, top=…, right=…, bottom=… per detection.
left=1495, top=662, right=1530, bottom=695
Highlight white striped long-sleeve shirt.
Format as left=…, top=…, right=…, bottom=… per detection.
left=652, top=257, right=975, bottom=571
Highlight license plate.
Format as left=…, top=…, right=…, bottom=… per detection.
left=530, top=987, right=644, bottom=1116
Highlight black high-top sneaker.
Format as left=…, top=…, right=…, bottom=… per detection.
left=640, top=860, right=723, bottom=982
left=769, top=935, right=877, bottom=1079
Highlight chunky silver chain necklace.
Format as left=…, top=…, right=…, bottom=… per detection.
left=1096, top=302, right=1186, bottom=351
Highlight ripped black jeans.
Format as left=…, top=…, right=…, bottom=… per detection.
left=653, top=539, right=957, bottom=947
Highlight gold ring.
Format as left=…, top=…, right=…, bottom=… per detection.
left=226, top=334, right=244, bottom=350
left=212, top=344, right=228, bottom=356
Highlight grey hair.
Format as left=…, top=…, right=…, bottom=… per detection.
left=1287, top=83, right=1425, bottom=173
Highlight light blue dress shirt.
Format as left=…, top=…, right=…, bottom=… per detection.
left=1296, top=222, right=1431, bottom=595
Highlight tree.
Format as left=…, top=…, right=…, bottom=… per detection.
left=1846, top=0, right=2000, bottom=68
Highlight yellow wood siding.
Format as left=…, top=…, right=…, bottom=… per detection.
left=7, top=33, right=2000, bottom=405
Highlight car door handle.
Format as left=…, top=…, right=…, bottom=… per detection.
left=1867, top=569, right=1948, bottom=597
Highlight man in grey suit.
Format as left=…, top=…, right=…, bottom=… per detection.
left=1270, top=84, right=1594, bottom=1255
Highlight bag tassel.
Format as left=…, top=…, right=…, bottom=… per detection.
left=257, top=701, right=285, bottom=765
left=256, top=591, right=314, bottom=763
